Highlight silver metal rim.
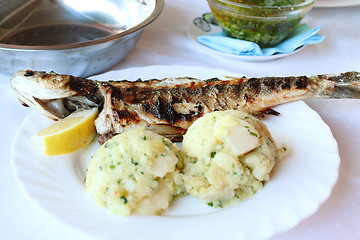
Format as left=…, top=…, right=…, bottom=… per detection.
left=0, top=0, right=164, bottom=51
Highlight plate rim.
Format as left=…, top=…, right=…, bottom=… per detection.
left=314, top=0, right=360, bottom=7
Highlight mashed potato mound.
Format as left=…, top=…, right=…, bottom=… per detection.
left=85, top=127, right=183, bottom=216
left=180, top=110, right=286, bottom=208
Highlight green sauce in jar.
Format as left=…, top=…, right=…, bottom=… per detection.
left=230, top=0, right=306, bottom=6
left=208, top=0, right=313, bottom=47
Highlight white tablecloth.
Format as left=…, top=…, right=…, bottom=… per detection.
left=1, top=0, right=359, bottom=239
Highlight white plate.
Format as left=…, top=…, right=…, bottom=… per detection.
left=187, top=15, right=305, bottom=62
left=12, top=65, right=340, bottom=240
left=314, top=0, right=360, bottom=7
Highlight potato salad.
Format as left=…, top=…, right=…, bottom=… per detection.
left=86, top=110, right=287, bottom=215
left=86, top=127, right=183, bottom=216
left=180, top=110, right=286, bottom=208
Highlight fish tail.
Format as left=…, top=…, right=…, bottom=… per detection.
left=311, top=71, right=360, bottom=99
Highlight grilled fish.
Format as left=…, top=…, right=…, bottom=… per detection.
left=10, top=69, right=360, bottom=143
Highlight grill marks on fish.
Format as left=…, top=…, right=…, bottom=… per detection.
left=10, top=70, right=360, bottom=142
left=133, top=85, right=205, bottom=124
left=92, top=75, right=317, bottom=142
left=68, top=76, right=99, bottom=96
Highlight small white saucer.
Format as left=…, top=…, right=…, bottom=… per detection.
left=187, top=14, right=305, bottom=62
left=314, top=0, right=360, bottom=7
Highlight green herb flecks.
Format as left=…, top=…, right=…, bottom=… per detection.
left=249, top=131, right=258, bottom=137
left=162, top=138, right=172, bottom=147
left=120, top=196, right=128, bottom=204
left=104, top=141, right=112, bottom=149
left=131, top=158, right=138, bottom=166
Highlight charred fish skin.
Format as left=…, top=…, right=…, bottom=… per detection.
left=10, top=69, right=360, bottom=142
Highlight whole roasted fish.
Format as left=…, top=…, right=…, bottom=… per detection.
left=10, top=70, right=360, bottom=143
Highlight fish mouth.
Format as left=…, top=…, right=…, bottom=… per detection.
left=33, top=95, right=103, bottom=119
left=14, top=86, right=103, bottom=120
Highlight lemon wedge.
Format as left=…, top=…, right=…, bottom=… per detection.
left=31, top=108, right=99, bottom=155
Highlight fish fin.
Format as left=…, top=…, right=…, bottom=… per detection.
left=98, top=124, right=186, bottom=145
left=253, top=108, right=280, bottom=118
left=315, top=71, right=360, bottom=98
left=146, top=124, right=186, bottom=142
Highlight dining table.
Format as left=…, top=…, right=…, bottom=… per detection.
left=1, top=0, right=359, bottom=239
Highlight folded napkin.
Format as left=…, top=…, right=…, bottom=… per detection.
left=197, top=23, right=325, bottom=56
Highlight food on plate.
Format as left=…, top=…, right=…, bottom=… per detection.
left=86, top=110, right=286, bottom=215
left=180, top=110, right=286, bottom=207
left=85, top=127, right=183, bottom=216
left=11, top=69, right=360, bottom=143
left=31, top=108, right=98, bottom=155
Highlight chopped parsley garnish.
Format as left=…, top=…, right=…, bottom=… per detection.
left=120, top=196, right=128, bottom=204
left=131, top=158, right=138, bottom=166
left=249, top=131, right=258, bottom=137
left=162, top=138, right=171, bottom=147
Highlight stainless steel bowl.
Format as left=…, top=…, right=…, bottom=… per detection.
left=0, top=0, right=164, bottom=77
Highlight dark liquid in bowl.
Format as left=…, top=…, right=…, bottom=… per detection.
left=2, top=25, right=114, bottom=46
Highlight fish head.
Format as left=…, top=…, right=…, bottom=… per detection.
left=10, top=70, right=102, bottom=120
